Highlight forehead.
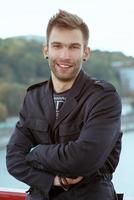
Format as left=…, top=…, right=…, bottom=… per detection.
left=48, top=27, right=84, bottom=45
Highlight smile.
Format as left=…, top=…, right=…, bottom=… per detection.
left=57, top=63, right=72, bottom=68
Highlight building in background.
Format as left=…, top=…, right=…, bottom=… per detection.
left=112, top=61, right=134, bottom=94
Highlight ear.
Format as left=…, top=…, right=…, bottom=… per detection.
left=83, top=47, right=90, bottom=61
left=42, top=45, right=48, bottom=59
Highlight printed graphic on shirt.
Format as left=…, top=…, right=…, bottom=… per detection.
left=53, top=96, right=66, bottom=119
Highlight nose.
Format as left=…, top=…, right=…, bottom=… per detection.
left=59, top=47, right=70, bottom=60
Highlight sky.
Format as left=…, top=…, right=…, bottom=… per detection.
left=0, top=0, right=134, bottom=57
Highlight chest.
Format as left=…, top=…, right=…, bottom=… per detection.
left=27, top=102, right=88, bottom=145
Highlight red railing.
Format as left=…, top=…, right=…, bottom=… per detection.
left=0, top=190, right=26, bottom=200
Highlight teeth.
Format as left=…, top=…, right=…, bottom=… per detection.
left=58, top=64, right=70, bottom=68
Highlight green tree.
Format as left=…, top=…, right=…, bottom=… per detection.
left=0, top=83, right=26, bottom=116
left=0, top=102, right=8, bottom=121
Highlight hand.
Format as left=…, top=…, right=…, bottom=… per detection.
left=63, top=176, right=83, bottom=185
left=53, top=175, right=83, bottom=186
left=53, top=175, right=61, bottom=186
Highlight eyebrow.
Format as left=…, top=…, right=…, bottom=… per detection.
left=51, top=42, right=82, bottom=46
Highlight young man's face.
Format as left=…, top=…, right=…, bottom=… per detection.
left=44, top=27, right=90, bottom=82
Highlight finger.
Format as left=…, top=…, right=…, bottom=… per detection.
left=62, top=177, right=69, bottom=185
left=66, top=176, right=83, bottom=184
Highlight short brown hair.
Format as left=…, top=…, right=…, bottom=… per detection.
left=46, top=10, right=89, bottom=46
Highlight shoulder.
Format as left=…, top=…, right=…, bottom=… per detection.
left=27, top=80, right=48, bottom=92
left=89, top=78, right=121, bottom=106
left=86, top=75, right=116, bottom=92
left=23, top=80, right=49, bottom=105
left=83, top=71, right=116, bottom=92
left=93, top=79, right=116, bottom=92
left=85, top=77, right=122, bottom=112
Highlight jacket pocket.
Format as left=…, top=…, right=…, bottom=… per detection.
left=59, top=123, right=81, bottom=142
left=25, top=118, right=50, bottom=144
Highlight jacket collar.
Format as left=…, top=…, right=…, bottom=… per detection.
left=42, top=69, right=90, bottom=131
left=53, top=70, right=89, bottom=129
left=67, top=69, right=89, bottom=100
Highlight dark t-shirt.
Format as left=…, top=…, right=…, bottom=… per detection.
left=53, top=90, right=69, bottom=119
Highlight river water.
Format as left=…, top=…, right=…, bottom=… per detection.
left=0, top=118, right=134, bottom=199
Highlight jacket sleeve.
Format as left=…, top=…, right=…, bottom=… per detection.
left=26, top=90, right=122, bottom=177
left=6, top=93, right=54, bottom=195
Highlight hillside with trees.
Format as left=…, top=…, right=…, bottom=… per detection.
left=0, top=36, right=134, bottom=121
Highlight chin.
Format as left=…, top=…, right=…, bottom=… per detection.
left=57, top=74, right=77, bottom=82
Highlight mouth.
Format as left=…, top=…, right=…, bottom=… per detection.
left=56, top=63, right=73, bottom=68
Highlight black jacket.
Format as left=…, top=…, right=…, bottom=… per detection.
left=6, top=70, right=122, bottom=200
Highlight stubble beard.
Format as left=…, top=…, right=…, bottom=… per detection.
left=49, top=58, right=82, bottom=82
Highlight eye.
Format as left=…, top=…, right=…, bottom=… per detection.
left=71, top=45, right=81, bottom=49
left=52, top=43, right=62, bottom=49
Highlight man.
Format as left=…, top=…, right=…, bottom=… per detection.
left=6, top=10, right=123, bottom=200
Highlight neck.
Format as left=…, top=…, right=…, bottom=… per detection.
left=51, top=74, right=76, bottom=93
